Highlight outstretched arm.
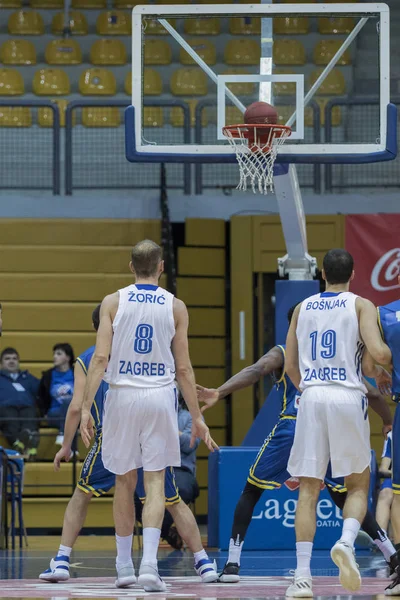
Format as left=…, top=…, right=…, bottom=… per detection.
left=285, top=303, right=302, bottom=390
left=358, top=298, right=392, bottom=365
left=364, top=378, right=392, bottom=438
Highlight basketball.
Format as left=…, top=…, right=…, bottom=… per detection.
left=244, top=101, right=278, bottom=125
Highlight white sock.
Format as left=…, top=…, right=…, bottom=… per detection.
left=115, top=533, right=133, bottom=568
left=228, top=536, right=244, bottom=566
left=296, top=541, right=313, bottom=578
left=194, top=548, right=208, bottom=564
left=57, top=544, right=72, bottom=559
left=142, top=527, right=161, bottom=567
left=340, top=518, right=361, bottom=547
left=374, top=530, right=396, bottom=561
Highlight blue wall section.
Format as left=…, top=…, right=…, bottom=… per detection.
left=275, top=279, right=320, bottom=345
left=208, top=448, right=377, bottom=550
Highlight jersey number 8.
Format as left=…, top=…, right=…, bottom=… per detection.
left=134, top=323, right=154, bottom=355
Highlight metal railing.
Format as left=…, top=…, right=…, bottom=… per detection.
left=0, top=100, right=60, bottom=195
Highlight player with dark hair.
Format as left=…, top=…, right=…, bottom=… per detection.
left=198, top=301, right=397, bottom=585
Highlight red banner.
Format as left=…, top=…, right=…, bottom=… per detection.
left=345, top=214, right=400, bottom=305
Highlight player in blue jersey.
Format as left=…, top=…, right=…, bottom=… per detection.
left=376, top=432, right=393, bottom=534
left=39, top=304, right=217, bottom=585
left=376, top=285, right=400, bottom=596
left=198, top=304, right=397, bottom=584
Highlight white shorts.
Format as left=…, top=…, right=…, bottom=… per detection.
left=101, top=383, right=181, bottom=475
left=287, top=385, right=371, bottom=481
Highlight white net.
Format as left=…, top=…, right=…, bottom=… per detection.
left=223, top=125, right=291, bottom=195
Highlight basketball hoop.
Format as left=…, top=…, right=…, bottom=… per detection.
left=222, top=123, right=291, bottom=195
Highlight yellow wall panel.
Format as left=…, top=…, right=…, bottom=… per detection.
left=198, top=428, right=226, bottom=457
left=178, top=247, right=225, bottom=277
left=185, top=219, right=226, bottom=247
left=23, top=497, right=114, bottom=528
left=196, top=459, right=208, bottom=487
left=188, top=308, right=226, bottom=337
left=189, top=338, right=225, bottom=367
left=0, top=219, right=161, bottom=246
left=0, top=246, right=132, bottom=274
left=19, top=363, right=53, bottom=377
left=3, top=302, right=97, bottom=331
left=194, top=368, right=226, bottom=389
left=196, top=489, right=207, bottom=515
left=177, top=277, right=225, bottom=306
left=3, top=332, right=96, bottom=361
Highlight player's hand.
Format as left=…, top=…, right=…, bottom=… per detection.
left=54, top=445, right=72, bottom=472
left=191, top=417, right=219, bottom=453
left=382, top=424, right=392, bottom=439
left=196, top=385, right=219, bottom=413
left=80, top=410, right=95, bottom=448
left=375, top=366, right=392, bottom=396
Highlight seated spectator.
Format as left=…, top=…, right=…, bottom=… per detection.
left=38, top=344, right=75, bottom=447
left=0, top=347, right=40, bottom=460
left=376, top=431, right=393, bottom=535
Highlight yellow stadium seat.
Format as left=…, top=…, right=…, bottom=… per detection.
left=184, top=17, right=220, bottom=35
left=144, top=40, right=172, bottom=66
left=143, top=69, right=162, bottom=95
left=274, top=17, right=309, bottom=35
left=8, top=10, right=44, bottom=35
left=309, top=68, right=346, bottom=96
left=180, top=39, right=216, bottom=66
left=315, top=98, right=342, bottom=126
left=313, top=40, right=351, bottom=65
left=0, top=107, right=31, bottom=126
left=30, top=0, right=62, bottom=7
left=224, top=69, right=255, bottom=96
left=0, top=68, right=24, bottom=95
left=170, top=68, right=208, bottom=96
left=170, top=99, right=208, bottom=127
left=155, top=0, right=188, bottom=3
left=114, top=0, right=137, bottom=7
left=318, top=17, right=354, bottom=35
left=0, top=0, right=21, bottom=7
left=96, top=11, right=131, bottom=35
left=125, top=71, right=132, bottom=95
left=45, top=40, right=82, bottom=65
left=143, top=107, right=163, bottom=127
left=38, top=98, right=71, bottom=127
left=225, top=106, right=244, bottom=125
left=273, top=68, right=298, bottom=97
left=274, top=39, right=306, bottom=65
left=224, top=39, right=260, bottom=66
left=33, top=69, right=70, bottom=95
left=79, top=68, right=117, bottom=95
left=229, top=17, right=261, bottom=35
left=0, top=40, right=36, bottom=65
left=144, top=18, right=176, bottom=35
left=72, top=0, right=106, bottom=8
left=82, top=107, right=120, bottom=127
left=90, top=39, right=126, bottom=65
left=52, top=11, right=88, bottom=35
left=275, top=105, right=295, bottom=127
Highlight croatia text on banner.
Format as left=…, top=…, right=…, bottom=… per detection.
left=346, top=215, right=400, bottom=305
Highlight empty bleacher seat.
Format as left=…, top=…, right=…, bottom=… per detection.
left=79, top=67, right=117, bottom=95
left=90, top=39, right=127, bottom=65
left=144, top=40, right=172, bottom=65
left=170, top=99, right=208, bottom=127
left=180, top=39, right=216, bottom=66
left=38, top=98, right=71, bottom=127
left=318, top=17, right=354, bottom=35
left=0, top=0, right=21, bottom=7
left=315, top=97, right=342, bottom=126
left=229, top=17, right=261, bottom=35
left=184, top=17, right=220, bottom=35
left=143, top=69, right=162, bottom=95
left=143, top=107, right=163, bottom=127
left=72, top=0, right=106, bottom=8
left=144, top=18, right=176, bottom=35
left=224, top=68, right=255, bottom=96
left=274, top=17, right=309, bottom=35
left=8, top=10, right=44, bottom=35
left=273, top=39, right=306, bottom=65
left=96, top=11, right=131, bottom=35
left=124, top=71, right=131, bottom=95
left=45, top=40, right=82, bottom=65
left=170, top=68, right=208, bottom=96
left=224, top=39, right=260, bottom=66
left=0, top=68, right=24, bottom=95
left=82, top=107, right=120, bottom=127
left=33, top=68, right=70, bottom=95
left=1, top=40, right=36, bottom=65
left=30, top=0, right=63, bottom=7
left=309, top=68, right=346, bottom=95
left=52, top=11, right=88, bottom=35
left=313, top=40, right=351, bottom=65
left=0, top=107, right=31, bottom=126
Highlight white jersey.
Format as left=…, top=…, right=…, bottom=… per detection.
left=104, top=283, right=176, bottom=389
left=296, top=291, right=366, bottom=393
